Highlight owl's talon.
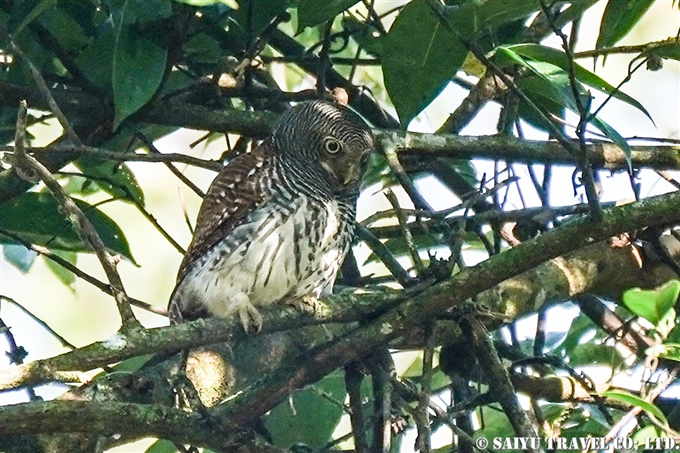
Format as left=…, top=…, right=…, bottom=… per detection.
left=239, top=305, right=263, bottom=334
left=288, top=295, right=319, bottom=315
left=231, top=293, right=263, bottom=334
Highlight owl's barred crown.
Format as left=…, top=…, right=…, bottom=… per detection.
left=269, top=100, right=375, bottom=196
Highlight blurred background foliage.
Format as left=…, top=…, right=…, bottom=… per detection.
left=1, top=0, right=680, bottom=452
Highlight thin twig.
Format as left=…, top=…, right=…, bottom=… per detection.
left=132, top=201, right=186, bottom=255
left=134, top=132, right=206, bottom=198
left=602, top=367, right=679, bottom=443
left=574, top=37, right=680, bottom=59
left=392, top=377, right=492, bottom=453
left=384, top=188, right=426, bottom=276
left=0, top=295, right=77, bottom=350
left=539, top=1, right=601, bottom=221
left=0, top=313, right=37, bottom=400
left=381, top=143, right=433, bottom=211
left=458, top=307, right=540, bottom=450
left=9, top=145, right=222, bottom=171
left=50, top=170, right=186, bottom=256
left=0, top=228, right=167, bottom=317
left=11, top=101, right=142, bottom=333
left=8, top=37, right=82, bottom=146
left=344, top=362, right=369, bottom=453
left=354, top=223, right=414, bottom=287
left=415, top=322, right=436, bottom=453
left=369, top=349, right=394, bottom=453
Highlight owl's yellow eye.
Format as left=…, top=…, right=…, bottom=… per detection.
left=323, top=137, right=343, bottom=154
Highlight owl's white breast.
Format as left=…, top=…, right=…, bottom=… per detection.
left=173, top=195, right=350, bottom=319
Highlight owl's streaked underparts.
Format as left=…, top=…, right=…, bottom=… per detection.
left=169, top=100, right=375, bottom=332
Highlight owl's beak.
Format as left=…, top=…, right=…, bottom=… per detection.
left=321, top=149, right=372, bottom=187
left=341, top=162, right=363, bottom=185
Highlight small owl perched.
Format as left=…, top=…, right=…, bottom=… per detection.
left=169, top=100, right=374, bottom=332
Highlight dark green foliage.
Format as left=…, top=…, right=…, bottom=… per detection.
left=0, top=192, right=136, bottom=264
left=0, top=0, right=678, bottom=451
left=597, top=0, right=655, bottom=50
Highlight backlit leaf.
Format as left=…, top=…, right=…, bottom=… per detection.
left=623, top=280, right=680, bottom=325
left=0, top=192, right=137, bottom=264
left=604, top=390, right=668, bottom=425
left=264, top=370, right=346, bottom=448
left=383, top=0, right=474, bottom=126
left=505, top=44, right=653, bottom=123
left=74, top=157, right=145, bottom=206
left=112, top=1, right=168, bottom=128
left=2, top=243, right=37, bottom=274
left=597, top=0, right=654, bottom=50
left=297, top=0, right=359, bottom=32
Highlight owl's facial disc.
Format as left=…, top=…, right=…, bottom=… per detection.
left=319, top=135, right=372, bottom=188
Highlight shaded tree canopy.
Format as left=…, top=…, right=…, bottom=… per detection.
left=1, top=0, right=680, bottom=452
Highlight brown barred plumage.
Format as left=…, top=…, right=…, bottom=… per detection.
left=169, top=100, right=374, bottom=332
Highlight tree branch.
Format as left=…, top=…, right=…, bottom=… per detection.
left=3, top=188, right=680, bottom=446
left=0, top=400, right=258, bottom=452
left=213, top=187, right=680, bottom=424
left=12, top=101, right=141, bottom=333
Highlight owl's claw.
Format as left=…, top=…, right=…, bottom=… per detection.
left=288, top=295, right=319, bottom=315
left=231, top=293, right=263, bottom=334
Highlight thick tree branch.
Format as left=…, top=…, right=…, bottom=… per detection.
left=0, top=400, right=258, bottom=452
left=0, top=289, right=399, bottom=391
left=3, top=187, right=680, bottom=447
left=377, top=131, right=680, bottom=171
left=213, top=188, right=680, bottom=424
left=2, top=80, right=680, bottom=212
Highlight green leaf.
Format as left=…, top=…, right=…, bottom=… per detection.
left=144, top=439, right=177, bottom=453
left=383, top=0, right=474, bottom=126
left=297, top=0, right=359, bottom=32
left=122, top=0, right=173, bottom=24
left=362, top=152, right=390, bottom=188
left=173, top=0, right=238, bottom=7
left=44, top=250, right=77, bottom=287
left=474, top=409, right=515, bottom=443
left=597, top=0, right=654, bottom=49
left=604, top=390, right=668, bottom=425
left=38, top=3, right=93, bottom=53
left=622, top=280, right=680, bottom=325
left=633, top=424, right=658, bottom=443
left=75, top=18, right=116, bottom=91
left=73, top=156, right=145, bottom=206
left=0, top=192, right=137, bottom=264
left=343, top=15, right=384, bottom=57
left=112, top=2, right=168, bottom=128
left=8, top=0, right=57, bottom=36
left=498, top=52, right=633, bottom=166
left=659, top=342, right=680, bottom=362
left=505, top=44, right=654, bottom=124
left=2, top=243, right=37, bottom=273
left=474, top=0, right=543, bottom=30
left=229, top=0, right=289, bottom=38
left=558, top=313, right=597, bottom=355
left=569, top=342, right=624, bottom=368
left=590, top=115, right=632, bottom=171
left=264, top=370, right=346, bottom=448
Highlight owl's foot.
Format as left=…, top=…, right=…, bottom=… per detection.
left=287, top=295, right=319, bottom=315
left=231, top=292, right=263, bottom=334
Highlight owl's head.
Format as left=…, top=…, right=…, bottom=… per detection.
left=270, top=100, right=375, bottom=192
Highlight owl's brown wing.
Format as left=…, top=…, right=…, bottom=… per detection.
left=176, top=142, right=274, bottom=285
